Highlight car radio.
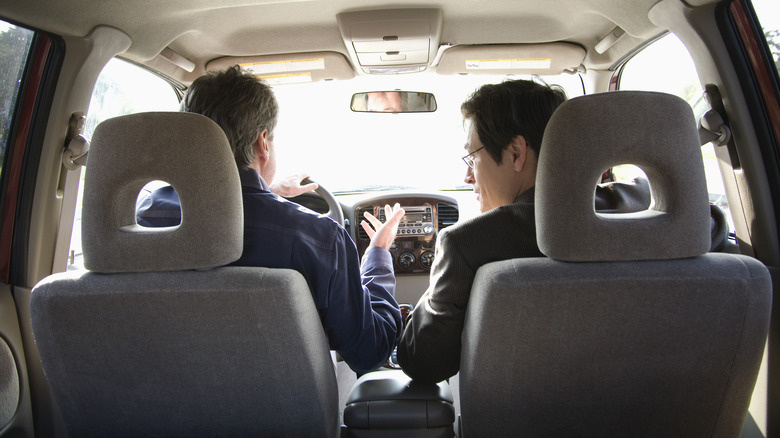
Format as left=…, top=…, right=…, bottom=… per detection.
left=356, top=199, right=458, bottom=274
left=379, top=205, right=435, bottom=236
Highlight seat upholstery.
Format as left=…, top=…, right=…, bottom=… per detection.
left=460, top=91, right=772, bottom=437
left=0, top=337, right=19, bottom=431
left=31, top=112, right=338, bottom=437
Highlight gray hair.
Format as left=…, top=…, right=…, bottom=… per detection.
left=181, top=65, right=278, bottom=169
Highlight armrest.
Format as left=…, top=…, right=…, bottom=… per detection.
left=344, top=369, right=455, bottom=432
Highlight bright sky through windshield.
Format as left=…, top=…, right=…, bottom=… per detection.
left=272, top=73, right=584, bottom=193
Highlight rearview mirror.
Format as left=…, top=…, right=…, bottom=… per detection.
left=351, top=91, right=437, bottom=113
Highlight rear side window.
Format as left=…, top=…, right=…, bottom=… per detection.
left=0, top=20, right=35, bottom=181
left=751, top=0, right=779, bottom=76
left=67, top=58, right=180, bottom=269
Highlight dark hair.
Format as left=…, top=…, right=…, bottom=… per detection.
left=461, top=79, right=567, bottom=164
left=181, top=65, right=278, bottom=169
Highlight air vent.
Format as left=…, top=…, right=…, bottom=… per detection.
left=357, top=207, right=373, bottom=239
left=437, top=203, right=459, bottom=230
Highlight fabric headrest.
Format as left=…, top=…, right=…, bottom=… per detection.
left=82, top=112, right=243, bottom=273
left=536, top=91, right=711, bottom=262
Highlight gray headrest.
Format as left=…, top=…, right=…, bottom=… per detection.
left=82, top=112, right=243, bottom=273
left=536, top=91, right=710, bottom=262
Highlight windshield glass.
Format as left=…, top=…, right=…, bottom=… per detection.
left=272, top=72, right=584, bottom=193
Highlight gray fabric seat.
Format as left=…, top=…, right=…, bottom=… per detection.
left=459, top=91, right=772, bottom=437
left=30, top=112, right=338, bottom=437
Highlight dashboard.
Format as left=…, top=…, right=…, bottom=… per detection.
left=351, top=194, right=459, bottom=275
left=290, top=192, right=460, bottom=274
left=287, top=190, right=463, bottom=305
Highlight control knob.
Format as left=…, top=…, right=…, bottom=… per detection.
left=398, top=252, right=416, bottom=270
left=420, top=251, right=435, bottom=269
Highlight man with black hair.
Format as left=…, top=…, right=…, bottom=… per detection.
left=397, top=80, right=651, bottom=383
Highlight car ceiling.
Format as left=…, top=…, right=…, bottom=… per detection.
left=2, top=0, right=718, bottom=84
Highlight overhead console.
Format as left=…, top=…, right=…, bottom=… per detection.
left=337, top=8, right=443, bottom=74
left=354, top=194, right=458, bottom=275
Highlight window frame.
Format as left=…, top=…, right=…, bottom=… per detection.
left=0, top=22, right=63, bottom=283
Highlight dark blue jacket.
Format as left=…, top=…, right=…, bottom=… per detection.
left=137, top=168, right=402, bottom=373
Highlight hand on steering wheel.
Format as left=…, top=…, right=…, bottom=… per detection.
left=274, top=175, right=345, bottom=226
left=297, top=178, right=345, bottom=226
left=269, top=173, right=319, bottom=197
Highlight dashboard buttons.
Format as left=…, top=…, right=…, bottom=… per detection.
left=389, top=205, right=435, bottom=237
left=398, top=226, right=434, bottom=235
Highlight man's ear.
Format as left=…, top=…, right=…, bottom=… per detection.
left=254, top=129, right=270, bottom=161
left=509, top=135, right=529, bottom=172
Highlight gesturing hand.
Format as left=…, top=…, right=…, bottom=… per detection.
left=362, top=203, right=406, bottom=250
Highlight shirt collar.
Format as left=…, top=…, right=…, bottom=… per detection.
left=239, top=168, right=271, bottom=192
left=515, top=186, right=535, bottom=204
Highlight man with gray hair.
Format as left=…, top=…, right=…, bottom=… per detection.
left=138, top=65, right=405, bottom=374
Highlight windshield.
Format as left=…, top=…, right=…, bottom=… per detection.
left=272, top=73, right=585, bottom=193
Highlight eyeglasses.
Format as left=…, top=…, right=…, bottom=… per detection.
left=461, top=146, right=485, bottom=168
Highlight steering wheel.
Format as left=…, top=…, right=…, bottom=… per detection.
left=303, top=178, right=345, bottom=226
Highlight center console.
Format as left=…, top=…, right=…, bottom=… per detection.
left=342, top=369, right=455, bottom=438
left=354, top=195, right=459, bottom=275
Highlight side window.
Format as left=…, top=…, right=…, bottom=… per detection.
left=67, top=58, right=180, bottom=269
left=751, top=0, right=779, bottom=76
left=618, top=35, right=709, bottom=118
left=83, top=58, right=182, bottom=139
left=617, top=33, right=732, bottom=229
left=0, top=20, right=35, bottom=192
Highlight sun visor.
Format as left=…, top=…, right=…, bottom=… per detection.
left=435, top=43, right=586, bottom=75
left=337, top=9, right=442, bottom=74
left=206, top=52, right=355, bottom=85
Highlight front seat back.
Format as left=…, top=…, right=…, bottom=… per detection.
left=459, top=91, right=772, bottom=437
left=31, top=112, right=338, bottom=437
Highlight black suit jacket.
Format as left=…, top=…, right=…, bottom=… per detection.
left=397, top=179, right=652, bottom=384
